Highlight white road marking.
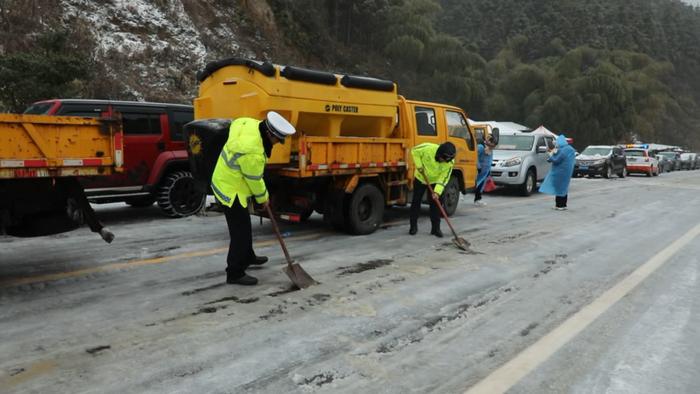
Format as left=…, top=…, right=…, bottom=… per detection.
left=465, top=221, right=700, bottom=394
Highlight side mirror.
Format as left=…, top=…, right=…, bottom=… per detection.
left=537, top=146, right=547, bottom=153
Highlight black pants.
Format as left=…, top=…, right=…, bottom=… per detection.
left=410, top=179, right=441, bottom=230
left=555, top=195, right=568, bottom=208
left=223, top=198, right=255, bottom=278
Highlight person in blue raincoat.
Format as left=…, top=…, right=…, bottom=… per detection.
left=539, top=135, right=576, bottom=210
left=474, top=134, right=497, bottom=206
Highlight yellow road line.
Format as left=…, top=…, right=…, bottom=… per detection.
left=0, top=233, right=324, bottom=288
left=465, top=221, right=700, bottom=394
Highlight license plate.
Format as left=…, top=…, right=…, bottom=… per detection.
left=579, top=166, right=588, bottom=170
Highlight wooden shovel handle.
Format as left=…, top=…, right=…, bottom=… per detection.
left=265, top=204, right=294, bottom=267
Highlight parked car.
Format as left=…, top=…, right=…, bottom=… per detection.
left=679, top=152, right=697, bottom=170
left=657, top=151, right=681, bottom=171
left=574, top=145, right=626, bottom=178
left=491, top=129, right=556, bottom=196
left=24, top=99, right=205, bottom=217
left=624, top=148, right=659, bottom=177
left=655, top=154, right=673, bottom=173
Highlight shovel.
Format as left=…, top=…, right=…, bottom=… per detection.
left=418, top=168, right=469, bottom=251
left=265, top=204, right=318, bottom=289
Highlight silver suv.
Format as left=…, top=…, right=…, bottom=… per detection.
left=491, top=130, right=556, bottom=196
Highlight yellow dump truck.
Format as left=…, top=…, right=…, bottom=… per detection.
left=0, top=114, right=123, bottom=236
left=188, top=58, right=477, bottom=234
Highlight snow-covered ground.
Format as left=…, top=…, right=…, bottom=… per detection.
left=2, top=171, right=700, bottom=392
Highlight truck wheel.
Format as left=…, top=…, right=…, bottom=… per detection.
left=323, top=190, right=348, bottom=231
left=443, top=175, right=460, bottom=217
left=346, top=183, right=384, bottom=235
left=520, top=168, right=536, bottom=196
left=157, top=171, right=206, bottom=218
left=125, top=196, right=155, bottom=207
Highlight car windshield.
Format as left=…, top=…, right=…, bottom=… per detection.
left=23, top=102, right=53, bottom=114
left=496, top=135, right=534, bottom=151
left=581, top=147, right=611, bottom=156
left=680, top=153, right=691, bottom=159
left=658, top=152, right=676, bottom=158
left=625, top=150, right=645, bottom=157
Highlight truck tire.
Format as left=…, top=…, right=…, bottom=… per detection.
left=346, top=183, right=384, bottom=235
left=323, top=190, right=348, bottom=232
left=520, top=168, right=536, bottom=196
left=125, top=196, right=155, bottom=207
left=157, top=171, right=206, bottom=218
left=443, top=175, right=460, bottom=217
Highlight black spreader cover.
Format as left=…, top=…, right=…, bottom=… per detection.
left=184, top=119, right=231, bottom=193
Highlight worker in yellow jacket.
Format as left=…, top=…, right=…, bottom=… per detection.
left=211, top=112, right=296, bottom=285
left=409, top=142, right=456, bottom=237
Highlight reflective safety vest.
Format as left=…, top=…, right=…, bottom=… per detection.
left=211, top=118, right=268, bottom=208
left=411, top=143, right=455, bottom=195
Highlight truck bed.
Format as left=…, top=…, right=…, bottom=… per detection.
left=0, top=114, right=123, bottom=179
left=276, top=135, right=408, bottom=178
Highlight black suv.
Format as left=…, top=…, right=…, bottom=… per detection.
left=574, top=145, right=627, bottom=178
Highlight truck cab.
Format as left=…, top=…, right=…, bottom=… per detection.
left=403, top=99, right=477, bottom=214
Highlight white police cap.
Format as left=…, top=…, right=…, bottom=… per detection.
left=265, top=111, right=296, bottom=143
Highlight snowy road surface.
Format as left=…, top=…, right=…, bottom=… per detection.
left=1, top=171, right=700, bottom=393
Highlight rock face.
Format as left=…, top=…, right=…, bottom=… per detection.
left=1, top=0, right=285, bottom=104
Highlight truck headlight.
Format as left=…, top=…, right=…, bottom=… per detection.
left=502, top=157, right=522, bottom=167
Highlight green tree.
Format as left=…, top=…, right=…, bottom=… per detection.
left=0, top=30, right=92, bottom=112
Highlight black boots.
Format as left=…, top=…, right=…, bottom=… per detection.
left=250, top=255, right=269, bottom=265
left=227, top=274, right=258, bottom=285
left=410, top=224, right=442, bottom=237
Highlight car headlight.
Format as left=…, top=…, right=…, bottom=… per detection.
left=502, top=157, right=522, bottom=167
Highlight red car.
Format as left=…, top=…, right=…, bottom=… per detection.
left=24, top=99, right=205, bottom=217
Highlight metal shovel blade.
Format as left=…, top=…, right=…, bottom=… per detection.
left=452, top=237, right=470, bottom=251
left=283, top=262, right=319, bottom=289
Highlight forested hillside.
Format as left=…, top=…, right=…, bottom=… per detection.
left=270, top=0, right=700, bottom=149
left=1, top=0, right=699, bottom=149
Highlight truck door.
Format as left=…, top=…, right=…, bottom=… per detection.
left=445, top=110, right=477, bottom=188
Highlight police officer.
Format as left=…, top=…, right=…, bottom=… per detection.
left=409, top=142, right=456, bottom=237
left=211, top=111, right=296, bottom=285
